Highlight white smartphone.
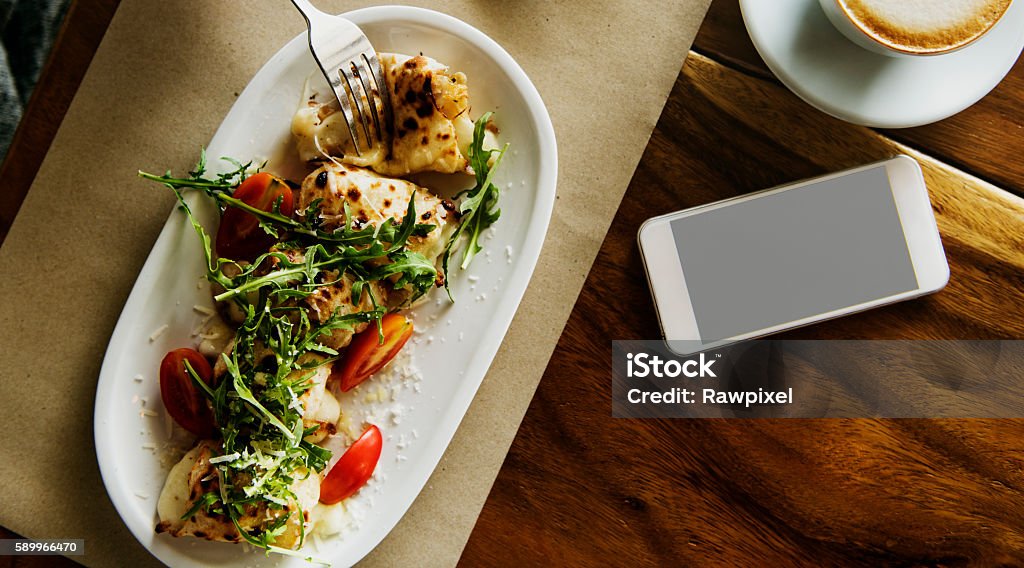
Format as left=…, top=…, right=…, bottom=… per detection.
left=638, top=155, right=948, bottom=354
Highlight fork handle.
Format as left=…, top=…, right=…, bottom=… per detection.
left=290, top=0, right=324, bottom=21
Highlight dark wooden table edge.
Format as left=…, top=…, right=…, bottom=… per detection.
left=0, top=0, right=121, bottom=244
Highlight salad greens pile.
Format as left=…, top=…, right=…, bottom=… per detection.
left=138, top=114, right=506, bottom=555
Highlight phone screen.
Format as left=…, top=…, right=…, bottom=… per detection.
left=671, top=165, right=919, bottom=342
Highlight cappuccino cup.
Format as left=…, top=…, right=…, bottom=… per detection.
left=818, top=0, right=1014, bottom=56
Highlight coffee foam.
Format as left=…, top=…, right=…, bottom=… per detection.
left=839, top=0, right=1013, bottom=53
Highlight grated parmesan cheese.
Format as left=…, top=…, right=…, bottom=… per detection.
left=148, top=324, right=169, bottom=342
left=209, top=452, right=240, bottom=464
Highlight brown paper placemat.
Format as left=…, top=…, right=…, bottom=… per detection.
left=0, top=1, right=709, bottom=565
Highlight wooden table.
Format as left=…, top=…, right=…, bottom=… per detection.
left=458, top=1, right=1024, bottom=566
left=3, top=1, right=1024, bottom=566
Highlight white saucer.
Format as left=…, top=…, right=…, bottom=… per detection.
left=739, top=0, right=1024, bottom=128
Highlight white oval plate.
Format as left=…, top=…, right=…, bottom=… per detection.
left=740, top=0, right=1024, bottom=128
left=94, top=6, right=556, bottom=567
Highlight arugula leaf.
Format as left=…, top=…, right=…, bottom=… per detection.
left=441, top=112, right=509, bottom=298
left=180, top=491, right=220, bottom=521
left=373, top=250, right=437, bottom=303
left=459, top=142, right=506, bottom=269
left=140, top=150, right=261, bottom=195
left=224, top=354, right=295, bottom=440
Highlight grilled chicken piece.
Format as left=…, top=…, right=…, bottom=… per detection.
left=295, top=354, right=341, bottom=444
left=266, top=243, right=387, bottom=351
left=298, top=161, right=458, bottom=279
left=215, top=163, right=455, bottom=351
left=293, top=53, right=475, bottom=176
left=156, top=441, right=320, bottom=549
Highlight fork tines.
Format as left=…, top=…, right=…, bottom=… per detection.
left=292, top=0, right=393, bottom=156
left=334, top=51, right=388, bottom=156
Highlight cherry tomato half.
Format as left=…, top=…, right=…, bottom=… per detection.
left=215, top=172, right=294, bottom=260
left=319, top=425, right=382, bottom=504
left=332, top=314, right=413, bottom=392
left=159, top=348, right=215, bottom=438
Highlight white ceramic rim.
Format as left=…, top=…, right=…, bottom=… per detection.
left=740, top=0, right=1024, bottom=128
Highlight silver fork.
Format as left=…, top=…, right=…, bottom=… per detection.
left=291, top=0, right=392, bottom=156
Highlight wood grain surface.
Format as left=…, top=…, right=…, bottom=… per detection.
left=459, top=5, right=1024, bottom=567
